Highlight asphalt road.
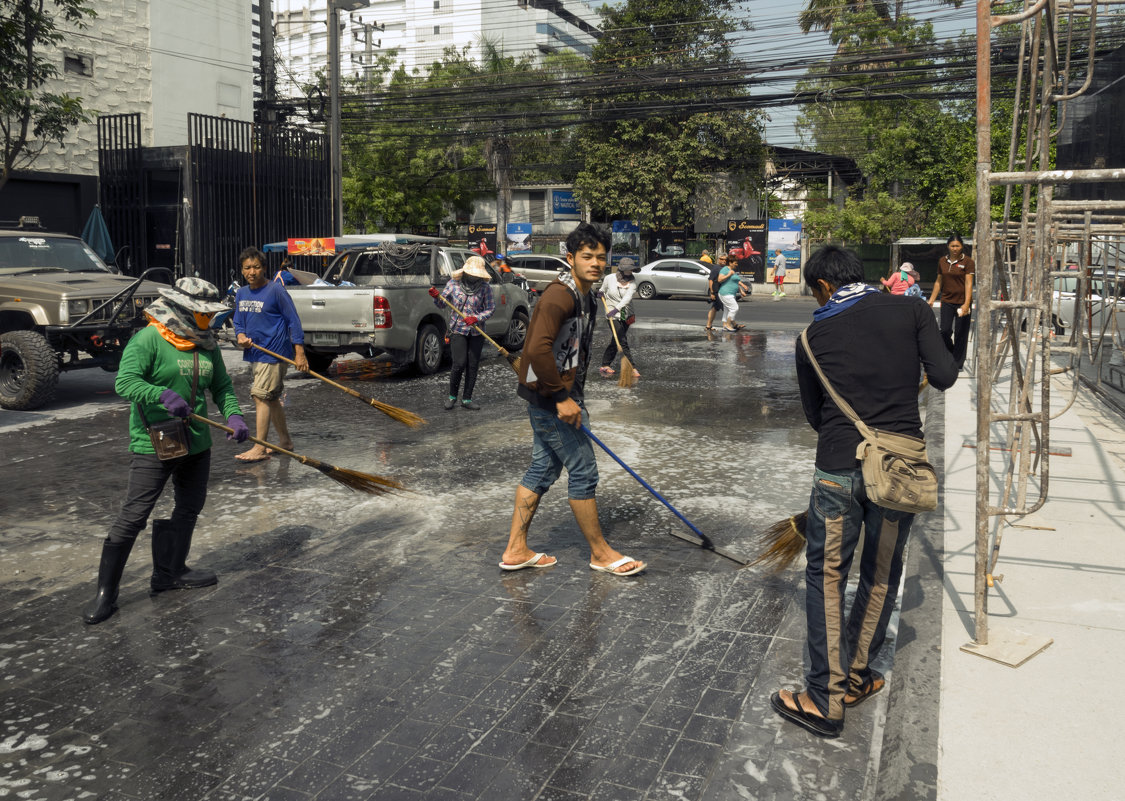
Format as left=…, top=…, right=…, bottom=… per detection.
left=0, top=301, right=904, bottom=801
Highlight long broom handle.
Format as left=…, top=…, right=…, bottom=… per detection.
left=237, top=339, right=414, bottom=418
left=189, top=412, right=307, bottom=464
left=436, top=293, right=511, bottom=355
left=601, top=295, right=624, bottom=349
left=580, top=424, right=716, bottom=551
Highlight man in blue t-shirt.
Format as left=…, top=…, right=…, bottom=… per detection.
left=232, top=247, right=309, bottom=462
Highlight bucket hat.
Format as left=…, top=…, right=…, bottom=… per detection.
left=617, top=257, right=636, bottom=272
left=158, top=277, right=229, bottom=314
left=461, top=257, right=491, bottom=281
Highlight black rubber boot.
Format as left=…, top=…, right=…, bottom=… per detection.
left=83, top=539, right=136, bottom=625
left=150, top=518, right=217, bottom=592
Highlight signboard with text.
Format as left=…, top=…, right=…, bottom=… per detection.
left=287, top=237, right=336, bottom=256
left=467, top=223, right=497, bottom=257
left=505, top=222, right=532, bottom=252
left=766, top=219, right=802, bottom=283
left=551, top=190, right=581, bottom=219
left=725, top=220, right=767, bottom=282
left=610, top=220, right=640, bottom=267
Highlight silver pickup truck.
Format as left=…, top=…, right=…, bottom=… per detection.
left=285, top=238, right=532, bottom=374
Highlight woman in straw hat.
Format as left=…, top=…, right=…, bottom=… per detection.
left=82, top=277, right=249, bottom=625
left=430, top=255, right=495, bottom=410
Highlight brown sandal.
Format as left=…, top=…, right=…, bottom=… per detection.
left=843, top=671, right=885, bottom=708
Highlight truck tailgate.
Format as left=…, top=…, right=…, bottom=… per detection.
left=288, top=287, right=375, bottom=345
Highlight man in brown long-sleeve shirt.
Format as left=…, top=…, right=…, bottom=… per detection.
left=498, top=223, right=646, bottom=577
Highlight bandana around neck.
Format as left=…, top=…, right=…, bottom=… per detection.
left=812, top=282, right=880, bottom=321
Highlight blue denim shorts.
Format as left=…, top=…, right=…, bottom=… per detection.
left=520, top=405, right=599, bottom=500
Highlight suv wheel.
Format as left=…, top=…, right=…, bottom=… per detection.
left=0, top=331, right=60, bottom=411
left=505, top=309, right=529, bottom=352
left=414, top=323, right=443, bottom=375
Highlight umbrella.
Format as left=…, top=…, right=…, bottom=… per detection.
left=81, top=205, right=115, bottom=265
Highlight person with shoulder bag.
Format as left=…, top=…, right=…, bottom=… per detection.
left=770, top=245, right=957, bottom=738
left=82, top=278, right=249, bottom=625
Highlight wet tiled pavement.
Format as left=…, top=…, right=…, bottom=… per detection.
left=0, top=324, right=921, bottom=800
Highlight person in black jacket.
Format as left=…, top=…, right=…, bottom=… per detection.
left=771, top=245, right=958, bottom=738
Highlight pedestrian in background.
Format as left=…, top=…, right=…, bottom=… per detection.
left=770, top=245, right=957, bottom=737
left=704, top=253, right=727, bottom=330
left=599, top=257, right=640, bottom=378
left=772, top=248, right=788, bottom=298
left=882, top=262, right=920, bottom=296
left=232, top=247, right=309, bottom=462
left=430, top=255, right=495, bottom=410
left=927, top=234, right=975, bottom=369
left=83, top=278, right=249, bottom=625
left=700, top=249, right=713, bottom=264
left=718, top=257, right=750, bottom=331
left=500, top=222, right=645, bottom=576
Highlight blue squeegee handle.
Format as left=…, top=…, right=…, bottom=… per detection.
left=580, top=424, right=715, bottom=551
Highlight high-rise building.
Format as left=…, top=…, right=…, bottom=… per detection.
left=270, top=0, right=600, bottom=101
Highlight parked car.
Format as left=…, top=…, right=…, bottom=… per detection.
left=502, top=253, right=570, bottom=293
left=1050, top=267, right=1125, bottom=343
left=0, top=219, right=167, bottom=410
left=634, top=258, right=753, bottom=300
left=284, top=238, right=531, bottom=375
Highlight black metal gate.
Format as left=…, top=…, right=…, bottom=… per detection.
left=188, top=113, right=330, bottom=287
left=98, top=113, right=329, bottom=287
left=97, top=113, right=146, bottom=273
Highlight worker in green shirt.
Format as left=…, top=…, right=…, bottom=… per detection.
left=83, top=277, right=249, bottom=625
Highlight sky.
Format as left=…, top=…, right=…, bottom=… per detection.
left=737, top=0, right=981, bottom=148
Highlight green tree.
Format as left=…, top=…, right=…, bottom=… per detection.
left=572, top=0, right=764, bottom=229
left=0, top=0, right=95, bottom=191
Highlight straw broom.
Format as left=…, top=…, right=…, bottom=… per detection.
left=235, top=340, right=425, bottom=428
left=749, top=511, right=808, bottom=572
left=436, top=294, right=521, bottom=375
left=191, top=413, right=405, bottom=495
left=601, top=296, right=637, bottom=388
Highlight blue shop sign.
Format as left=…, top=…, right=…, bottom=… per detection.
left=552, top=190, right=580, bottom=218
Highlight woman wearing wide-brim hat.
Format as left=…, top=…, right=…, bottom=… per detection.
left=430, top=256, right=495, bottom=410
left=82, top=277, right=249, bottom=625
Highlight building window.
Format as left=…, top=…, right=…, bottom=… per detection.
left=63, top=51, right=93, bottom=77
left=433, top=0, right=440, bottom=8
left=433, top=25, right=441, bottom=35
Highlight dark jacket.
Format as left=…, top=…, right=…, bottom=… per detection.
left=517, top=276, right=596, bottom=412
left=796, top=293, right=958, bottom=471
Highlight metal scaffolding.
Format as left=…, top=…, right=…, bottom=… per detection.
left=967, top=0, right=1125, bottom=663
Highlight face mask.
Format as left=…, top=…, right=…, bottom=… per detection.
left=193, top=311, right=216, bottom=330
left=462, top=276, right=481, bottom=289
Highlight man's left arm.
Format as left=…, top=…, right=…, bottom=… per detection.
left=275, top=283, right=308, bottom=370
left=795, top=340, right=824, bottom=431
left=917, top=303, right=958, bottom=389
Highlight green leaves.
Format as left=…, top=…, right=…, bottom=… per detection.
left=0, top=0, right=95, bottom=190
left=573, top=0, right=764, bottom=228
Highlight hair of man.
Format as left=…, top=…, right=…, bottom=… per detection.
left=803, top=245, right=865, bottom=292
left=565, top=222, right=611, bottom=256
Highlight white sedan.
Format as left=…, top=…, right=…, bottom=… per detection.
left=634, top=258, right=752, bottom=300
left=1050, top=268, right=1125, bottom=344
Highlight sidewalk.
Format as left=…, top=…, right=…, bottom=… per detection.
left=934, top=362, right=1125, bottom=801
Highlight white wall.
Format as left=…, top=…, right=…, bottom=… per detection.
left=33, top=0, right=153, bottom=177
left=149, top=0, right=255, bottom=146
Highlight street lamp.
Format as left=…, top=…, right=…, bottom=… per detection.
left=329, top=0, right=367, bottom=236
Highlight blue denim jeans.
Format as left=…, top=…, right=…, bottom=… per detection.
left=802, top=466, right=914, bottom=720
left=519, top=405, right=598, bottom=500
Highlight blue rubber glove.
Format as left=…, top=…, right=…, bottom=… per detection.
left=226, top=414, right=249, bottom=443
left=606, top=307, right=618, bottom=318
left=159, top=389, right=190, bottom=419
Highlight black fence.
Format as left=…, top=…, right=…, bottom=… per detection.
left=97, top=113, right=146, bottom=272
left=98, top=113, right=330, bottom=287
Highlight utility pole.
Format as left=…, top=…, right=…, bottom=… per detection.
left=328, top=1, right=366, bottom=237
left=259, top=0, right=276, bottom=123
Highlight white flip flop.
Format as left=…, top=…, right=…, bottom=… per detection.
left=589, top=556, right=646, bottom=576
left=498, top=552, right=557, bottom=571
